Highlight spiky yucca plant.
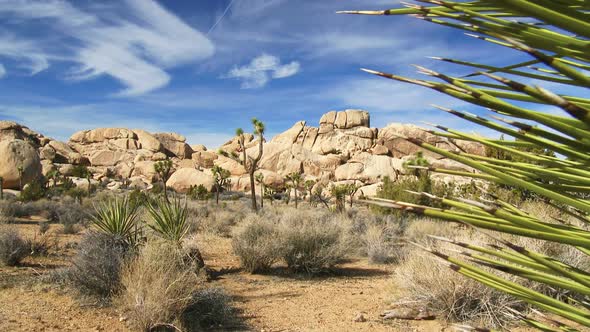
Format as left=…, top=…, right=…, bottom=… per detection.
left=145, top=196, right=189, bottom=245
left=341, top=1, right=590, bottom=330
left=91, top=196, right=142, bottom=247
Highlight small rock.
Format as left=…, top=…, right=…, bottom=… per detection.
left=353, top=313, right=366, bottom=322
left=381, top=307, right=435, bottom=320
left=119, top=316, right=128, bottom=322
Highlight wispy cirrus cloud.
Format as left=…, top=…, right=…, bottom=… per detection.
left=0, top=0, right=215, bottom=96
left=225, top=54, right=300, bottom=88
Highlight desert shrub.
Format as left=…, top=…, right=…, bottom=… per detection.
left=363, top=224, right=395, bottom=264
left=38, top=221, right=50, bottom=234
left=128, top=188, right=148, bottom=208
left=181, top=287, right=233, bottom=330
left=232, top=214, right=282, bottom=273
left=338, top=211, right=406, bottom=263
left=70, top=165, right=91, bottom=178
left=200, top=209, right=244, bottom=237
left=393, top=248, right=523, bottom=328
left=119, top=241, right=205, bottom=331
left=188, top=184, right=211, bottom=201
left=0, top=201, right=16, bottom=224
left=394, top=218, right=590, bottom=327
left=0, top=227, right=30, bottom=266
left=29, top=233, right=57, bottom=256
left=58, top=207, right=86, bottom=234
left=19, top=181, right=47, bottom=202
left=60, top=232, right=132, bottom=299
left=278, top=211, right=346, bottom=274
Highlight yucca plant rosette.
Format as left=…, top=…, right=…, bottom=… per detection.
left=340, top=0, right=590, bottom=330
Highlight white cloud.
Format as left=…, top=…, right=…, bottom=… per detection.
left=323, top=77, right=466, bottom=113
left=0, top=34, right=50, bottom=75
left=226, top=54, right=300, bottom=88
left=0, top=63, right=5, bottom=78
left=0, top=0, right=215, bottom=96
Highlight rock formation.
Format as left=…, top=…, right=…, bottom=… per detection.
left=0, top=110, right=484, bottom=195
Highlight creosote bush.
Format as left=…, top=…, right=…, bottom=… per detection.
left=279, top=211, right=346, bottom=273
left=181, top=287, right=233, bottom=330
left=0, top=227, right=30, bottom=266
left=232, top=214, right=282, bottom=273
left=232, top=208, right=347, bottom=274
left=59, top=231, right=132, bottom=299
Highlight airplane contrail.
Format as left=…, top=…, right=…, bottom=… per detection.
left=207, top=0, right=236, bottom=36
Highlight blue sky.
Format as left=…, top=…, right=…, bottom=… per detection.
left=0, top=0, right=549, bottom=148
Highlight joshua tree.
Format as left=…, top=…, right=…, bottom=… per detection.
left=255, top=172, right=265, bottom=208
left=286, top=172, right=303, bottom=208
left=154, top=159, right=173, bottom=202
left=403, top=151, right=430, bottom=177
left=283, top=183, right=292, bottom=205
left=0, top=176, right=3, bottom=200
left=345, top=183, right=360, bottom=208
left=264, top=186, right=276, bottom=205
left=211, top=165, right=231, bottom=205
left=235, top=118, right=265, bottom=211
left=303, top=179, right=316, bottom=203
left=72, top=165, right=92, bottom=193
left=341, top=2, right=590, bottom=328
left=330, top=184, right=348, bottom=213
left=45, top=169, right=61, bottom=188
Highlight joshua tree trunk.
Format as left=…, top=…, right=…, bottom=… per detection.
left=249, top=168, right=257, bottom=210
left=294, top=189, right=298, bottom=208
left=260, top=183, right=264, bottom=208
left=0, top=177, right=3, bottom=200
left=216, top=184, right=220, bottom=205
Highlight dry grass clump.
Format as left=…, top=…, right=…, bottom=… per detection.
left=58, top=231, right=132, bottom=299
left=232, top=207, right=347, bottom=274
left=199, top=207, right=245, bottom=237
left=0, top=200, right=16, bottom=224
left=363, top=224, right=396, bottom=264
left=340, top=211, right=407, bottom=264
left=395, top=218, right=523, bottom=327
left=279, top=210, right=346, bottom=274
left=0, top=226, right=30, bottom=266
left=57, top=207, right=86, bottom=234
left=232, top=213, right=282, bottom=273
left=393, top=248, right=522, bottom=328
left=118, top=241, right=214, bottom=331
left=394, top=216, right=590, bottom=328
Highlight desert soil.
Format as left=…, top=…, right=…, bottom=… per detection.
left=1, top=218, right=537, bottom=332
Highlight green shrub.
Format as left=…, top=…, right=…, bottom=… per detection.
left=145, top=197, right=190, bottom=244
left=90, top=196, right=142, bottom=247
left=188, top=184, right=211, bottom=201
left=19, top=181, right=47, bottom=202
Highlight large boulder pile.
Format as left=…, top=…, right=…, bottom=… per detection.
left=0, top=110, right=484, bottom=195
left=218, top=109, right=484, bottom=194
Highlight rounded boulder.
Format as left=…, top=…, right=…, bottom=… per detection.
left=0, top=139, right=42, bottom=189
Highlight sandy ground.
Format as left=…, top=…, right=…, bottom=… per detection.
left=0, top=218, right=543, bottom=332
